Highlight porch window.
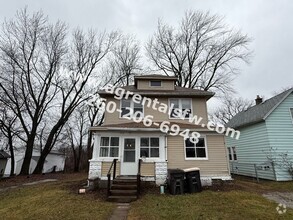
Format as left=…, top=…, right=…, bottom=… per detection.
left=169, top=98, right=192, bottom=118
left=228, top=146, right=237, bottom=161
left=185, top=137, right=207, bottom=159
left=100, top=137, right=119, bottom=157
left=140, top=137, right=159, bottom=158
left=121, top=99, right=143, bottom=118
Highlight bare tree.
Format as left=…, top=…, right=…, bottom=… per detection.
left=211, top=96, right=253, bottom=125
left=146, top=11, right=251, bottom=95
left=0, top=8, right=67, bottom=175
left=33, top=28, right=118, bottom=174
left=103, top=34, right=141, bottom=86
left=63, top=106, right=89, bottom=172
left=0, top=107, right=19, bottom=176
left=0, top=8, right=118, bottom=175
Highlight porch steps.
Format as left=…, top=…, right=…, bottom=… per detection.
left=107, top=176, right=139, bottom=203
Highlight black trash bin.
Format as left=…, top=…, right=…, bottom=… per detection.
left=167, top=169, right=185, bottom=195
left=183, top=167, right=202, bottom=193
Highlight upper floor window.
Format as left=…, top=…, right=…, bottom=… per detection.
left=140, top=137, right=160, bottom=158
left=185, top=137, right=207, bottom=159
left=150, top=80, right=161, bottom=87
left=169, top=98, right=192, bottom=118
left=100, top=137, right=119, bottom=157
left=121, top=99, right=143, bottom=118
left=228, top=147, right=237, bottom=161
left=290, top=108, right=293, bottom=123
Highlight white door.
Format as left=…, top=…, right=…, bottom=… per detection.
left=120, top=138, right=138, bottom=175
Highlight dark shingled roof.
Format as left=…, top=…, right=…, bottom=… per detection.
left=90, top=121, right=214, bottom=131
left=99, top=85, right=214, bottom=99
left=134, top=74, right=177, bottom=81
left=0, top=150, right=11, bottom=159
left=227, top=88, right=293, bottom=129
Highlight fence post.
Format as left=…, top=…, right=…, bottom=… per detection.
left=254, top=164, right=259, bottom=183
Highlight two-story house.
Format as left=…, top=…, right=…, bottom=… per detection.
left=88, top=75, right=231, bottom=187
left=226, top=88, right=293, bottom=181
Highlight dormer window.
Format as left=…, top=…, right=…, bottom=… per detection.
left=150, top=80, right=161, bottom=87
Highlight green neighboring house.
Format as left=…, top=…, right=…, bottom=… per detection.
left=226, top=88, right=293, bottom=181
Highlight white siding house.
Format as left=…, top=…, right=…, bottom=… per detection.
left=4, top=148, right=65, bottom=177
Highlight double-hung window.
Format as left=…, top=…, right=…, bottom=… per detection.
left=228, top=147, right=237, bottom=161
left=100, top=137, right=119, bottom=157
left=140, top=137, right=160, bottom=158
left=169, top=98, right=192, bottom=118
left=185, top=137, right=207, bottom=159
left=121, top=99, right=143, bottom=118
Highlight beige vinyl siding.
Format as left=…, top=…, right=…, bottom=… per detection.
left=137, top=80, right=174, bottom=90
left=104, top=97, right=208, bottom=125
left=101, top=161, right=154, bottom=177
left=101, top=161, right=121, bottom=176
left=167, top=135, right=229, bottom=176
left=141, top=162, right=155, bottom=176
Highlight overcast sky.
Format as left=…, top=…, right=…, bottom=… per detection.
left=1, top=0, right=292, bottom=105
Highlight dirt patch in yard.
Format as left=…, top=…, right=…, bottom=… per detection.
left=0, top=172, right=87, bottom=188
left=263, top=192, right=293, bottom=209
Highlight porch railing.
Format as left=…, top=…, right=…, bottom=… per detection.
left=107, top=158, right=118, bottom=197
left=137, top=159, right=142, bottom=197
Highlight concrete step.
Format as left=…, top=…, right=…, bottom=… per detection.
left=113, top=179, right=137, bottom=185
left=111, top=184, right=137, bottom=190
left=108, top=195, right=137, bottom=203
left=110, top=189, right=137, bottom=196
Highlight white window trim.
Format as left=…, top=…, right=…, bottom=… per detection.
left=99, top=136, right=120, bottom=159
left=139, top=137, right=160, bottom=159
left=232, top=146, right=237, bottom=161
left=168, top=98, right=193, bottom=119
left=119, top=98, right=144, bottom=119
left=290, top=108, right=293, bottom=124
left=228, top=146, right=237, bottom=161
left=97, top=134, right=166, bottom=163
left=149, top=80, right=162, bottom=87
left=184, top=135, right=208, bottom=160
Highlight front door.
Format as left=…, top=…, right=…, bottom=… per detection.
left=120, top=138, right=138, bottom=175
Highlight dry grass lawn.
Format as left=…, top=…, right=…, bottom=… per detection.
left=0, top=173, right=114, bottom=220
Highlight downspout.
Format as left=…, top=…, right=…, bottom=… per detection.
left=165, top=135, right=168, bottom=162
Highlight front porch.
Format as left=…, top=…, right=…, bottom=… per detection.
left=88, top=131, right=168, bottom=185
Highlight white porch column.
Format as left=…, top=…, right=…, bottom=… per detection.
left=88, top=133, right=102, bottom=180
left=155, top=161, right=168, bottom=185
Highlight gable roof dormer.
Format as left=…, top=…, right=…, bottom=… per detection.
left=134, top=74, right=177, bottom=91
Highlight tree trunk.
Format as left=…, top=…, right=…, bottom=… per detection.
left=87, top=131, right=92, bottom=161
left=8, top=131, right=15, bottom=176
left=19, top=137, right=34, bottom=175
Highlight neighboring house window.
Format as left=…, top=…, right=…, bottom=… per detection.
left=100, top=137, right=119, bottom=157
left=228, top=147, right=237, bottom=161
left=228, top=147, right=232, bottom=160
left=290, top=108, right=293, bottom=123
left=121, top=99, right=143, bottom=118
left=185, top=137, right=207, bottom=159
left=150, top=80, right=161, bottom=87
left=140, top=137, right=160, bottom=158
left=169, top=98, right=192, bottom=118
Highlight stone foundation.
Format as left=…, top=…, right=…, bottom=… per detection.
left=155, top=161, right=168, bottom=185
